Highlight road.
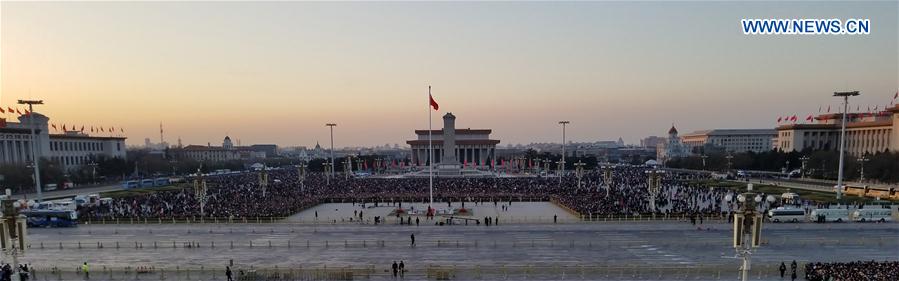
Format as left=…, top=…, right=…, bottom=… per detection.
left=19, top=220, right=898, bottom=280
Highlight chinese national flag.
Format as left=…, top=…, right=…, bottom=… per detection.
left=777, top=117, right=782, bottom=123
left=15, top=108, right=21, bottom=115
left=7, top=107, right=13, bottom=113
left=806, top=115, right=813, bottom=122
left=63, top=125, right=67, bottom=131
left=0, top=107, right=4, bottom=114
left=51, top=124, right=57, bottom=130
left=428, top=86, right=439, bottom=111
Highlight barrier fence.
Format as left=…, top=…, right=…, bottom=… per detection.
left=22, top=263, right=789, bottom=281
left=24, top=235, right=894, bottom=251
left=80, top=212, right=727, bottom=226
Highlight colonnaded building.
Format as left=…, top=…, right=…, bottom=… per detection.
left=776, top=104, right=899, bottom=156
left=407, top=113, right=500, bottom=167
left=680, top=129, right=776, bottom=153
left=0, top=113, right=127, bottom=170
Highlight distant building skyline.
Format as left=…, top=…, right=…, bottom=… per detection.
left=2, top=1, right=896, bottom=147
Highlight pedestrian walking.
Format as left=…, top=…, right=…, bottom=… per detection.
left=410, top=233, right=415, bottom=247
left=399, top=261, right=405, bottom=278
left=790, top=269, right=796, bottom=281
left=392, top=261, right=398, bottom=278
left=779, top=262, right=786, bottom=278
left=415, top=217, right=419, bottom=226
left=554, top=214, right=557, bottom=223
left=82, top=262, right=90, bottom=280
left=226, top=266, right=233, bottom=281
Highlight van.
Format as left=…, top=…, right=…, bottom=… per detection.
left=811, top=208, right=850, bottom=223
left=852, top=208, right=892, bottom=222
left=767, top=207, right=806, bottom=223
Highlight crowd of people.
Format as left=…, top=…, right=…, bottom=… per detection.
left=804, top=261, right=899, bottom=281
left=78, top=166, right=781, bottom=220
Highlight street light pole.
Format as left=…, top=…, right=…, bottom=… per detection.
left=857, top=156, right=869, bottom=182
left=725, top=183, right=775, bottom=281
left=326, top=123, right=337, bottom=179
left=833, top=91, right=859, bottom=201
left=18, top=99, right=44, bottom=202
left=799, top=156, right=810, bottom=179
left=574, top=161, right=586, bottom=190
left=558, top=121, right=569, bottom=184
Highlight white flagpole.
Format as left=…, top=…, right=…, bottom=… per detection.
left=428, top=86, right=434, bottom=210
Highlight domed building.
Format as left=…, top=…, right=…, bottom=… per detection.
left=656, top=125, right=688, bottom=164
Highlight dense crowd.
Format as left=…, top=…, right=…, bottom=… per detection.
left=78, top=166, right=771, bottom=220
left=805, top=261, right=899, bottom=281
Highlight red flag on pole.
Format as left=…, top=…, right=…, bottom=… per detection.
left=6, top=107, right=12, bottom=113
left=63, top=125, right=67, bottom=131
left=15, top=108, right=22, bottom=115
left=80, top=126, right=84, bottom=132
left=827, top=105, right=831, bottom=113
left=791, top=115, right=797, bottom=122
left=51, top=124, right=57, bottom=131
left=777, top=117, right=782, bottom=123
left=806, top=115, right=813, bottom=122
left=429, top=92, right=439, bottom=111
left=0, top=107, right=5, bottom=114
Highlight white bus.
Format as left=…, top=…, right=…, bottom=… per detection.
left=767, top=207, right=806, bottom=222
left=852, top=208, right=893, bottom=222
left=811, top=208, right=850, bottom=223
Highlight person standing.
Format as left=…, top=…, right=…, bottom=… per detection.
left=790, top=260, right=797, bottom=273
left=82, top=262, right=90, bottom=280
left=410, top=233, right=415, bottom=247
left=415, top=217, right=419, bottom=227
left=399, top=261, right=405, bottom=278
left=790, top=268, right=796, bottom=281
left=779, top=262, right=786, bottom=278
left=392, top=261, right=398, bottom=278
left=226, top=266, right=233, bottom=281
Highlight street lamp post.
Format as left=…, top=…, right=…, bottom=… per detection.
left=645, top=169, right=665, bottom=216
left=2, top=192, right=28, bottom=281
left=87, top=162, right=99, bottom=185
left=18, top=99, right=44, bottom=202
left=857, top=156, right=869, bottom=182
left=342, top=157, right=351, bottom=180
left=556, top=160, right=565, bottom=186
left=194, top=168, right=208, bottom=217
left=558, top=121, right=570, bottom=184
left=574, top=161, right=586, bottom=190
left=799, top=156, right=810, bottom=179
left=322, top=162, right=331, bottom=185
left=325, top=123, right=337, bottom=179
left=701, top=155, right=708, bottom=170
left=298, top=162, right=307, bottom=192
left=259, top=166, right=269, bottom=197
left=724, top=183, right=776, bottom=281
left=601, top=165, right=613, bottom=195
left=725, top=153, right=735, bottom=173
left=833, top=91, right=859, bottom=200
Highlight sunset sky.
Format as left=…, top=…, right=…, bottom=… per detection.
left=2, top=1, right=897, bottom=148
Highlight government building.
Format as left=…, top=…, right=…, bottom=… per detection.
left=0, top=113, right=127, bottom=170
left=176, top=136, right=267, bottom=162
left=775, top=104, right=899, bottom=156
left=681, top=129, right=776, bottom=153
left=407, top=113, right=500, bottom=167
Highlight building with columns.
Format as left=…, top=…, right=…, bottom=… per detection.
left=680, top=129, right=776, bottom=153
left=407, top=113, right=500, bottom=167
left=775, top=104, right=899, bottom=156
left=0, top=113, right=127, bottom=170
